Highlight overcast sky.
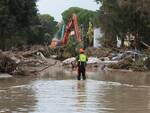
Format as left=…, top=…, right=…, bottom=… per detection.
left=37, top=0, right=99, bottom=22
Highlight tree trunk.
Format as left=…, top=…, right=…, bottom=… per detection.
left=121, top=34, right=125, bottom=48
left=134, top=32, right=141, bottom=49
left=0, top=27, right=6, bottom=50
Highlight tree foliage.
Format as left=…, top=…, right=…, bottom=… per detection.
left=61, top=7, right=99, bottom=48
left=0, top=0, right=39, bottom=50
left=95, top=0, right=150, bottom=48
left=0, top=0, right=58, bottom=50
left=62, top=7, right=98, bottom=30
left=39, top=14, right=58, bottom=44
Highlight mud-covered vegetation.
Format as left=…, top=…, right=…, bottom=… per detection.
left=108, top=53, right=150, bottom=72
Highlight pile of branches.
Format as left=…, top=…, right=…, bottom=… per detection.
left=108, top=58, right=133, bottom=70
left=0, top=46, right=57, bottom=76
left=108, top=56, right=150, bottom=72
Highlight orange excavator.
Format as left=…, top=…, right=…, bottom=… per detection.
left=50, top=14, right=81, bottom=48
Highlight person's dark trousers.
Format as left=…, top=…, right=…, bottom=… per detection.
left=77, top=68, right=86, bottom=80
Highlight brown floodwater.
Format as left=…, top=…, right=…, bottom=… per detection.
left=0, top=67, right=150, bottom=113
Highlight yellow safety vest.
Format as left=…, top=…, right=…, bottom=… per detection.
left=79, top=54, right=87, bottom=62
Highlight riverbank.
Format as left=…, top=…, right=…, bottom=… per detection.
left=0, top=46, right=149, bottom=78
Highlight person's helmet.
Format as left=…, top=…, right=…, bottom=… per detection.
left=79, top=48, right=84, bottom=53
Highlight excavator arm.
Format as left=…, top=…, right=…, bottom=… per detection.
left=63, top=14, right=81, bottom=45
left=50, top=14, right=81, bottom=48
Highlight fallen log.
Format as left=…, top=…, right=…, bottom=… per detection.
left=14, top=61, right=57, bottom=76
left=22, top=50, right=39, bottom=58
left=141, top=41, right=150, bottom=49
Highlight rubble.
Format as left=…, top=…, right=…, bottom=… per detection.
left=0, top=51, right=17, bottom=74
left=62, top=57, right=102, bottom=68
left=62, top=57, right=102, bottom=65
left=107, top=51, right=150, bottom=72
left=0, top=46, right=57, bottom=76
left=87, top=57, right=101, bottom=64
left=0, top=45, right=149, bottom=75
left=108, top=58, right=133, bottom=70
left=62, top=57, right=76, bottom=65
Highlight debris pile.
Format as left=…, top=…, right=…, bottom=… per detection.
left=87, top=57, right=101, bottom=64
left=0, top=51, right=17, bottom=74
left=62, top=57, right=102, bottom=68
left=108, top=58, right=133, bottom=70
left=0, top=46, right=57, bottom=76
left=107, top=51, right=150, bottom=72
left=62, top=57, right=76, bottom=65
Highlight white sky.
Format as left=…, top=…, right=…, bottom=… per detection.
left=37, top=0, right=99, bottom=22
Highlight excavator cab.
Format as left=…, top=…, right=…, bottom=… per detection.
left=50, top=38, right=63, bottom=48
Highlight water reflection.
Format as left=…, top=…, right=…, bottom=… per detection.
left=92, top=70, right=150, bottom=86
left=42, top=67, right=150, bottom=86
left=0, top=76, right=38, bottom=113
left=75, top=81, right=87, bottom=112
left=97, top=85, right=150, bottom=113
left=0, top=67, right=150, bottom=113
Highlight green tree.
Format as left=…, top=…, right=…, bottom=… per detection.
left=38, top=14, right=58, bottom=44
left=62, top=7, right=99, bottom=48
left=62, top=7, right=98, bottom=30
left=95, top=0, right=150, bottom=48
left=0, top=0, right=40, bottom=49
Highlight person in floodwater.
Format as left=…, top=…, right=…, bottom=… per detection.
left=76, top=48, right=88, bottom=80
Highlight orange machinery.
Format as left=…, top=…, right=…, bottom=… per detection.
left=50, top=14, right=81, bottom=48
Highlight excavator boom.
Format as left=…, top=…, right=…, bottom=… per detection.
left=50, top=14, right=81, bottom=48
left=63, top=14, right=81, bottom=45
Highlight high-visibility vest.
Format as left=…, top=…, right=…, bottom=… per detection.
left=79, top=54, right=87, bottom=62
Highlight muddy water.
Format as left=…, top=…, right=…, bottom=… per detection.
left=0, top=68, right=150, bottom=113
